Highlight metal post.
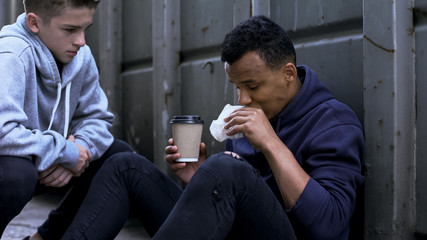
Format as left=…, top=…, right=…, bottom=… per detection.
left=252, top=0, right=270, bottom=17
left=10, top=0, right=24, bottom=22
left=233, top=0, right=250, bottom=26
left=152, top=0, right=181, bottom=171
left=98, top=0, right=123, bottom=139
left=363, top=0, right=416, bottom=239
left=0, top=0, right=10, bottom=27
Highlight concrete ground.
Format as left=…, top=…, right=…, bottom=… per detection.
left=3, top=193, right=150, bottom=240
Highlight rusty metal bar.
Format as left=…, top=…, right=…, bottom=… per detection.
left=363, top=0, right=416, bottom=239
left=152, top=0, right=181, bottom=171
left=97, top=0, right=123, bottom=139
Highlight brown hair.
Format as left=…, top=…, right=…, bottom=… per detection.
left=23, top=0, right=100, bottom=23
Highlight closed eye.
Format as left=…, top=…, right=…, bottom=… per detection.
left=64, top=28, right=76, bottom=32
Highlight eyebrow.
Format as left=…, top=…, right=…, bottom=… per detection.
left=229, top=79, right=256, bottom=84
left=62, top=22, right=93, bottom=29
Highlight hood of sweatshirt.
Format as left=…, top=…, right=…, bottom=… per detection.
left=271, top=65, right=334, bottom=128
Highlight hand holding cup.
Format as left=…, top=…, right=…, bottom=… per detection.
left=165, top=138, right=207, bottom=184
left=166, top=115, right=206, bottom=183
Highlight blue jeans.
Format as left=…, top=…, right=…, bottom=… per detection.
left=0, top=139, right=133, bottom=239
left=63, top=152, right=296, bottom=240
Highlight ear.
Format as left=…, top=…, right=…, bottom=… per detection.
left=26, top=13, right=41, bottom=34
left=283, top=62, right=298, bottom=83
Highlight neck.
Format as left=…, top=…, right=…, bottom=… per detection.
left=56, top=60, right=63, bottom=76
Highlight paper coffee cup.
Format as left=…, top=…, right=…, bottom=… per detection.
left=170, top=115, right=204, bottom=162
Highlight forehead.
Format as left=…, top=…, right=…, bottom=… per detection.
left=49, top=7, right=95, bottom=25
left=225, top=52, right=267, bottom=82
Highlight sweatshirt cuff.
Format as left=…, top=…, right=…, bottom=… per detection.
left=75, top=138, right=91, bottom=154
left=61, top=140, right=80, bottom=169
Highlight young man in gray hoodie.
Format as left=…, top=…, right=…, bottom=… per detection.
left=0, top=0, right=133, bottom=239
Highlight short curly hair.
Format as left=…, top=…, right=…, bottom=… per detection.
left=24, top=0, right=100, bottom=23
left=221, top=15, right=296, bottom=71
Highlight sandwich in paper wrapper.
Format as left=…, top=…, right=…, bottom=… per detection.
left=209, top=104, right=244, bottom=142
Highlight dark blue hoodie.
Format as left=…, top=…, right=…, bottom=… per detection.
left=226, top=65, right=365, bottom=239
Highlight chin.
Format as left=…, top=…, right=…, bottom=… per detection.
left=60, top=58, right=73, bottom=64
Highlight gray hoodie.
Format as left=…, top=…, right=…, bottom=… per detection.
left=0, top=13, right=114, bottom=171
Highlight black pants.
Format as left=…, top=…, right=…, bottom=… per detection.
left=0, top=139, right=133, bottom=239
left=63, top=152, right=296, bottom=240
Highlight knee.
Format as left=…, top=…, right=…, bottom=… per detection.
left=0, top=157, right=37, bottom=211
left=110, top=139, right=134, bottom=153
left=99, top=140, right=134, bottom=162
left=201, top=152, right=255, bottom=181
left=104, top=152, right=153, bottom=173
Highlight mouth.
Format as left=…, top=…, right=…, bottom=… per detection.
left=67, top=50, right=78, bottom=56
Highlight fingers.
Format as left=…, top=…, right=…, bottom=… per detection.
left=224, top=121, right=243, bottom=136
left=165, top=138, right=177, bottom=153
left=165, top=138, right=192, bottom=172
left=72, top=160, right=88, bottom=176
left=224, top=151, right=241, bottom=159
left=165, top=138, right=180, bottom=163
left=67, top=135, right=76, bottom=142
left=73, top=143, right=92, bottom=175
left=199, top=142, right=207, bottom=158
left=86, top=151, right=92, bottom=162
left=84, top=147, right=92, bottom=161
left=224, top=110, right=248, bottom=133
left=40, top=166, right=73, bottom=187
left=69, top=159, right=88, bottom=177
left=169, top=162, right=187, bottom=172
left=200, top=142, right=206, bottom=152
left=38, top=165, right=57, bottom=179
left=46, top=172, right=72, bottom=187
left=224, top=107, right=266, bottom=135
left=223, top=107, right=252, bottom=121
left=165, top=144, right=178, bottom=154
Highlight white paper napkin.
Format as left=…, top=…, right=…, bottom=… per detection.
left=210, top=104, right=244, bottom=142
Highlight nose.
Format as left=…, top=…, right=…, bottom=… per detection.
left=238, top=88, right=252, bottom=106
left=73, top=31, right=86, bottom=47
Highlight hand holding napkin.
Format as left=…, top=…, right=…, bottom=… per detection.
left=209, top=104, right=244, bottom=142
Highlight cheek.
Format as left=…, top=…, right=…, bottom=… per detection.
left=255, top=90, right=281, bottom=108
left=252, top=89, right=270, bottom=102
left=42, top=34, right=61, bottom=49
left=47, top=41, right=62, bottom=55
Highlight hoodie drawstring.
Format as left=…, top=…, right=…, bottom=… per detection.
left=64, top=81, right=71, bottom=137
left=47, top=82, right=72, bottom=137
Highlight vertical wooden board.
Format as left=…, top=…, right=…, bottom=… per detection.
left=181, top=0, right=234, bottom=52
left=122, top=0, right=153, bottom=63
left=122, top=70, right=154, bottom=161
left=415, top=23, right=427, bottom=236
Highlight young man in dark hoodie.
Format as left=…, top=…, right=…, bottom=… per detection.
left=62, top=15, right=364, bottom=240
